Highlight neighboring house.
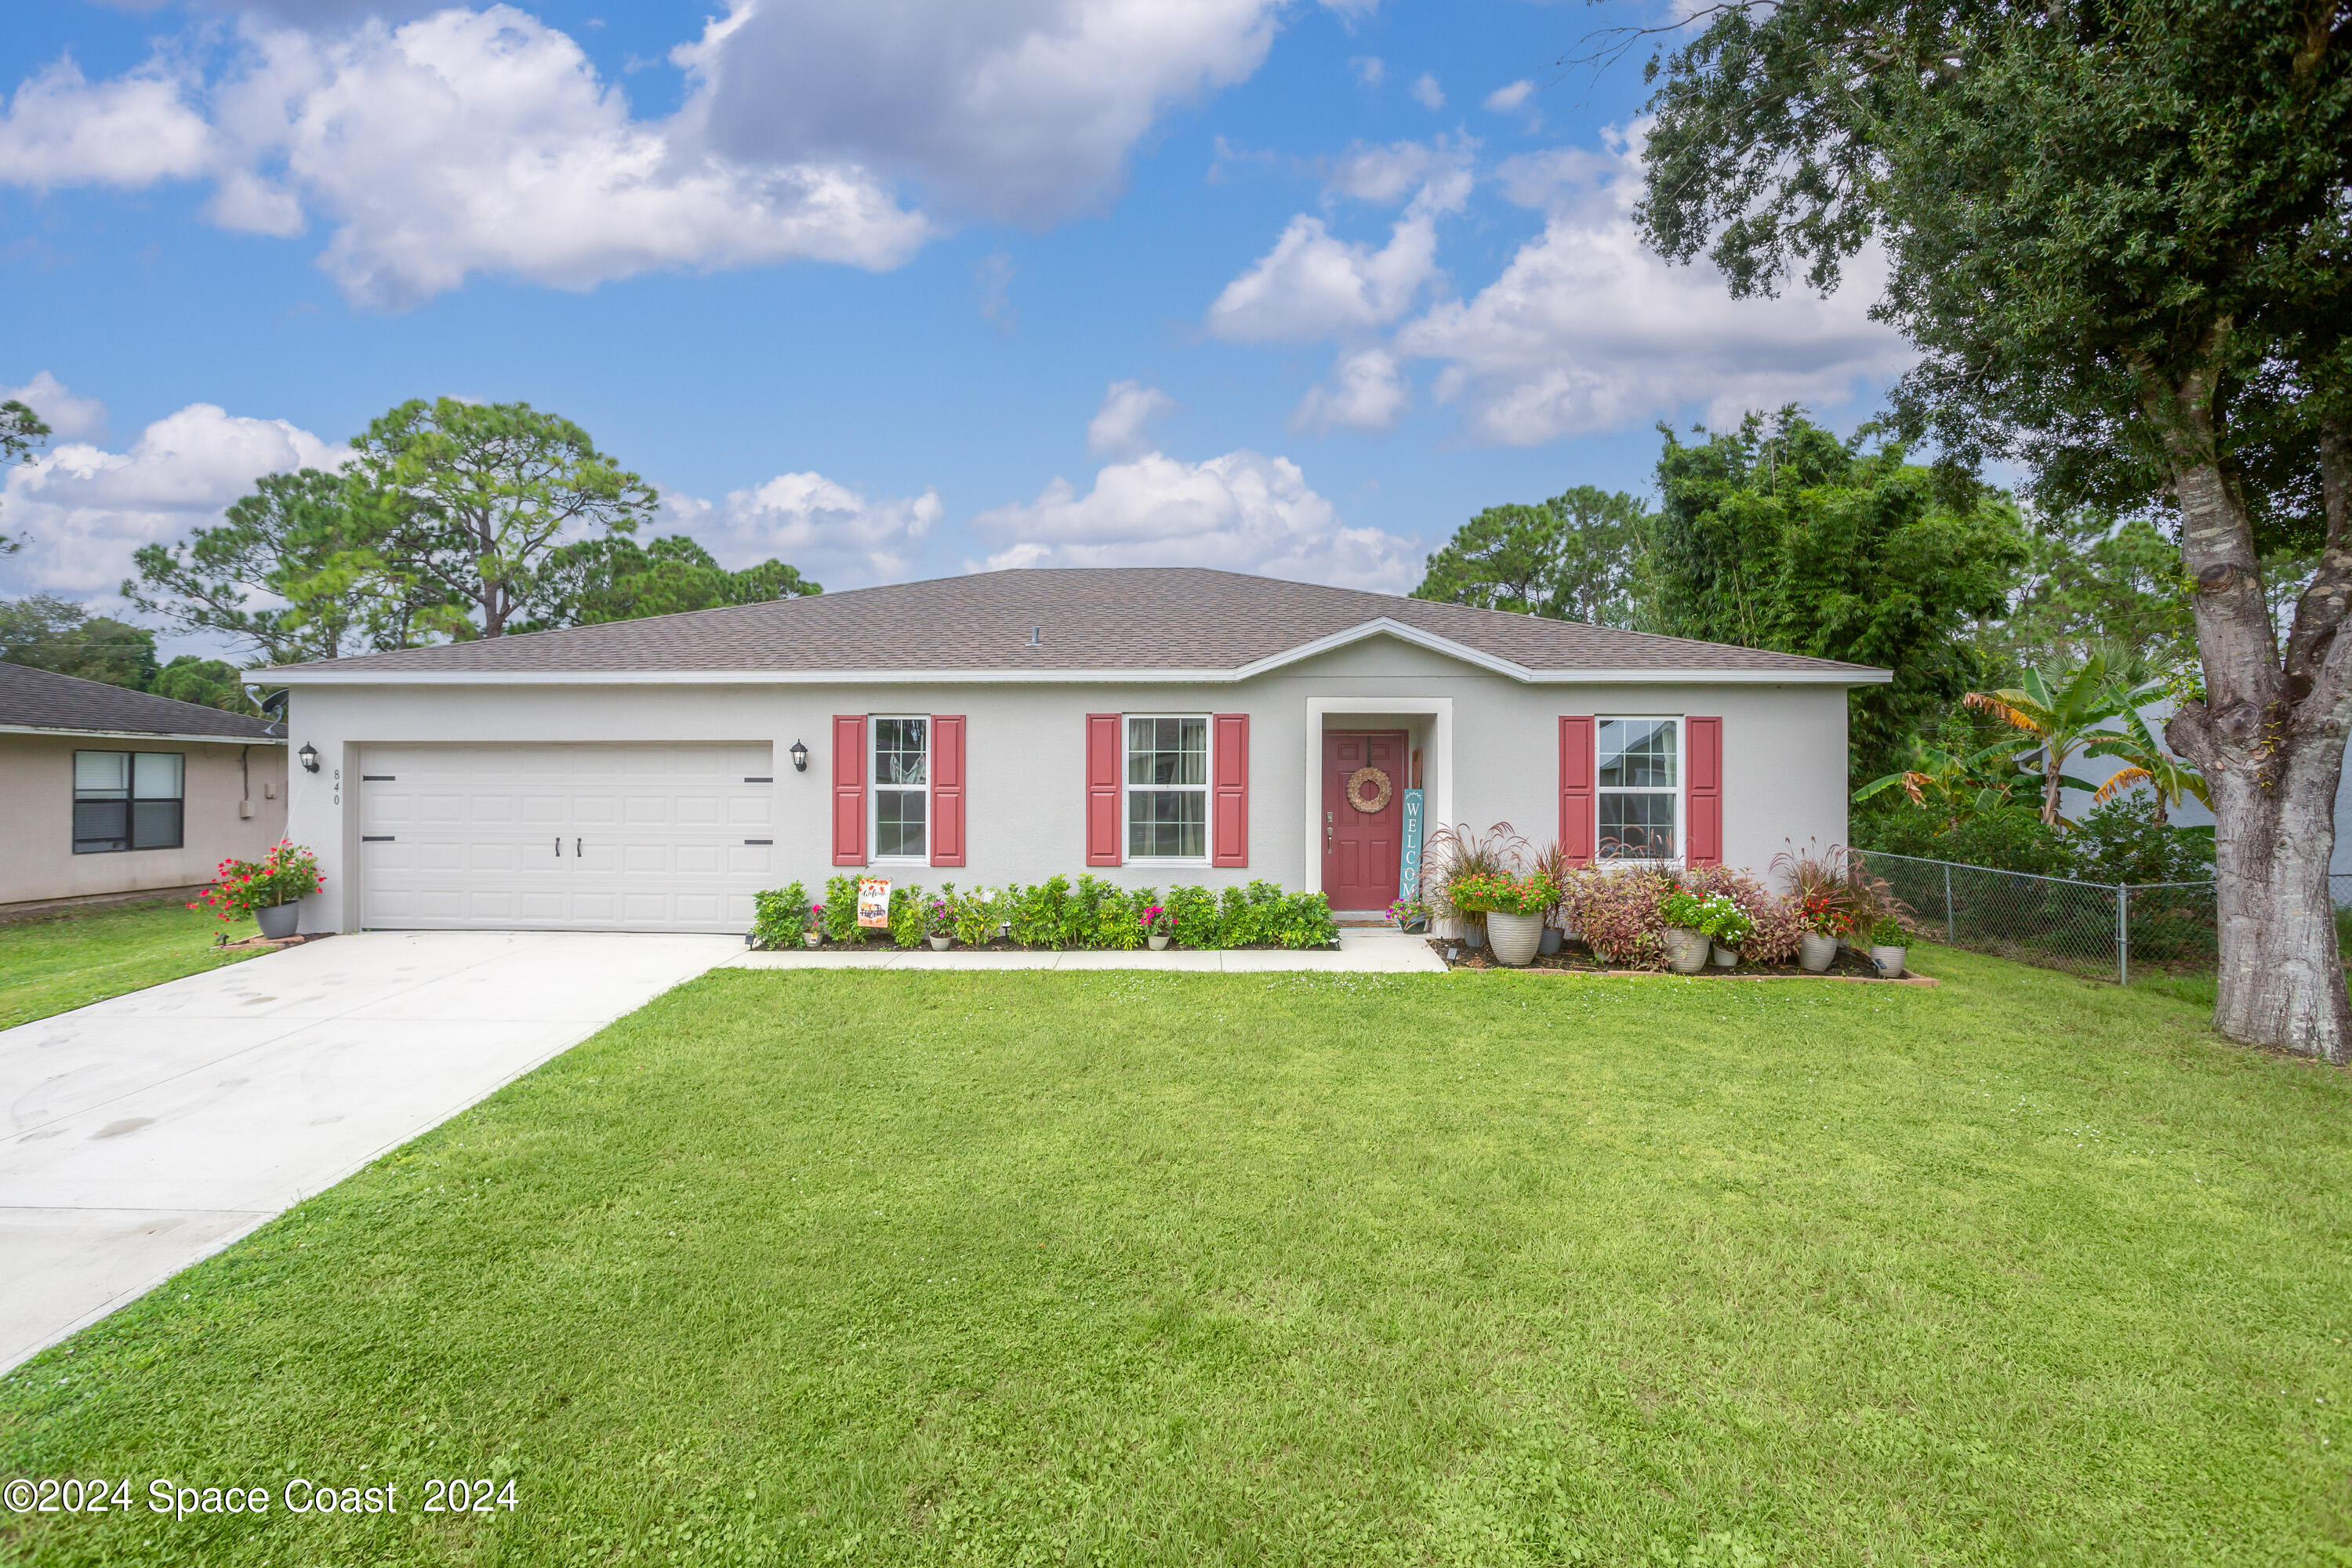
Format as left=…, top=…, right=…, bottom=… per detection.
left=0, top=662, right=288, bottom=910
left=262, top=568, right=1891, bottom=935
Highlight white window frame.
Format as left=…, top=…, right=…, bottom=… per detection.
left=1595, top=715, right=1682, bottom=866
left=1122, top=712, right=1213, bottom=867
left=869, top=715, right=930, bottom=864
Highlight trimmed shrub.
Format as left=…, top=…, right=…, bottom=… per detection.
left=749, top=881, right=810, bottom=949
left=1679, top=865, right=1804, bottom=964
left=1559, top=867, right=1674, bottom=968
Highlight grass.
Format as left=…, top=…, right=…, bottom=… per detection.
left=0, top=900, right=260, bottom=1030
left=2, top=947, right=2348, bottom=1565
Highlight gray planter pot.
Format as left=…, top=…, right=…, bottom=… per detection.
left=1798, top=932, right=1838, bottom=972
left=255, top=902, right=300, bottom=941
left=1485, top=911, right=1543, bottom=966
left=1664, top=927, right=1709, bottom=975
left=1538, top=926, right=1564, bottom=956
left=928, top=935, right=952, bottom=951
left=1871, top=945, right=1908, bottom=978
left=1148, top=934, right=1171, bottom=951
left=803, top=930, right=823, bottom=948
left=1711, top=942, right=1739, bottom=967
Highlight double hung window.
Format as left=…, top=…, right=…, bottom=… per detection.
left=1125, top=716, right=1208, bottom=862
left=73, top=750, right=184, bottom=854
left=871, top=717, right=928, bottom=860
left=1595, top=718, right=1678, bottom=862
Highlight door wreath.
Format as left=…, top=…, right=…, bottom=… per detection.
left=1345, top=766, right=1393, bottom=814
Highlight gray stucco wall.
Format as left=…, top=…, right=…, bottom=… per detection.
left=281, top=634, right=1855, bottom=932
left=0, top=734, right=288, bottom=908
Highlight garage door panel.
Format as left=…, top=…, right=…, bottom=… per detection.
left=360, top=743, right=772, bottom=933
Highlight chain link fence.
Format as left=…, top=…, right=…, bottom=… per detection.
left=1855, top=850, right=2352, bottom=985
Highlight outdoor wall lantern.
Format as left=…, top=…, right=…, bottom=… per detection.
left=298, top=742, right=321, bottom=774
left=789, top=739, right=809, bottom=773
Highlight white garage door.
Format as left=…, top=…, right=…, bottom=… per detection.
left=357, top=743, right=775, bottom=931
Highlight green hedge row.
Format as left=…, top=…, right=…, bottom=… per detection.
left=750, top=874, right=1338, bottom=952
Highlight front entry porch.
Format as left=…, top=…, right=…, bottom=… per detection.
left=1305, top=701, right=1449, bottom=919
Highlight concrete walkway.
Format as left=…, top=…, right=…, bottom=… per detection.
left=730, top=925, right=1447, bottom=973
left=0, top=930, right=736, bottom=1371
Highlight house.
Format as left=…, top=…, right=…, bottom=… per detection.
left=0, top=662, right=288, bottom=913
left=260, top=567, right=1890, bottom=935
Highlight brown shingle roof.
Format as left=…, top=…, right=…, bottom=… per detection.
left=265, top=568, right=1885, bottom=679
left=0, top=661, right=281, bottom=739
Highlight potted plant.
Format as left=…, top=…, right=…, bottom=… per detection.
left=189, top=840, right=323, bottom=942
left=1795, top=889, right=1849, bottom=972
left=1533, top=840, right=1570, bottom=954
left=1456, top=870, right=1559, bottom=966
left=1867, top=916, right=1910, bottom=978
left=1388, top=896, right=1432, bottom=934
left=804, top=903, right=826, bottom=947
left=1703, top=898, right=1756, bottom=967
left=1657, top=889, right=1714, bottom=975
left=926, top=896, right=955, bottom=951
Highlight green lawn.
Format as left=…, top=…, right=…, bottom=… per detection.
left=0, top=900, right=260, bottom=1030
left=3, top=950, right=2347, bottom=1565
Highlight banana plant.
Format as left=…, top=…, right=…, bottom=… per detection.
left=1853, top=734, right=2025, bottom=822
left=2085, top=702, right=2210, bottom=825
left=1963, top=655, right=2160, bottom=827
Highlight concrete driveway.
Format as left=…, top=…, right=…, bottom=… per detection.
left=0, top=931, right=736, bottom=1371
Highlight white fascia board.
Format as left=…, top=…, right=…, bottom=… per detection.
left=0, top=724, right=286, bottom=745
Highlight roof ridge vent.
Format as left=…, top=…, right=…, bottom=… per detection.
left=1025, top=625, right=1043, bottom=647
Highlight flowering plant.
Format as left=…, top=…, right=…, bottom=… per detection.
left=926, top=897, right=955, bottom=938
left=1389, top=896, right=1432, bottom=929
left=1798, top=888, right=1856, bottom=938
left=1448, top=869, right=1559, bottom=917
left=188, top=840, right=323, bottom=924
left=1657, top=891, right=1755, bottom=947
left=1138, top=902, right=1171, bottom=935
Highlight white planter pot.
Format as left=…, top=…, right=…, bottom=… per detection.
left=1871, top=945, right=1908, bottom=978
left=1485, top=911, right=1543, bottom=967
left=1711, top=942, right=1739, bottom=967
left=802, top=931, right=822, bottom=949
left=1147, top=933, right=1171, bottom=951
left=1798, top=932, right=1838, bottom=972
left=928, top=935, right=952, bottom=951
left=1664, top=927, right=1710, bottom=975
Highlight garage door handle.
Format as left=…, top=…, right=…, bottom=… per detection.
left=362, top=836, right=394, bottom=843
left=575, top=837, right=583, bottom=857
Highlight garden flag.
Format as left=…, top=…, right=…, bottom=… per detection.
left=857, top=878, right=891, bottom=928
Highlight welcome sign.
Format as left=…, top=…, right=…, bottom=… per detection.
left=1398, top=788, right=1425, bottom=902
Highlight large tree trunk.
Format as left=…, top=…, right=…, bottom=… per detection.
left=2151, top=336, right=2352, bottom=1061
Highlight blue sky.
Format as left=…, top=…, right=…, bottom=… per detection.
left=0, top=0, right=1907, bottom=654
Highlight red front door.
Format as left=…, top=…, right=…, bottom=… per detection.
left=1323, top=731, right=1408, bottom=913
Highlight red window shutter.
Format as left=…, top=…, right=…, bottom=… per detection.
left=831, top=713, right=866, bottom=866
left=1211, top=713, right=1250, bottom=867
left=1559, top=716, right=1595, bottom=866
left=1686, top=715, right=1723, bottom=866
left=1085, top=713, right=1123, bottom=866
left=930, top=714, right=965, bottom=867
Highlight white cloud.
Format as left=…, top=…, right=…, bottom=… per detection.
left=1204, top=154, right=1471, bottom=344
left=1087, top=380, right=1178, bottom=457
left=0, top=56, right=212, bottom=191
left=1350, top=56, right=1385, bottom=88
left=971, top=449, right=1419, bottom=591
left=1409, top=72, right=1443, bottom=110
left=1320, top=136, right=1474, bottom=206
left=3, top=371, right=108, bottom=441
left=1291, top=347, right=1407, bottom=434
left=0, top=402, right=347, bottom=601
left=680, top=0, right=1283, bottom=224
left=1483, top=79, right=1534, bottom=114
left=1391, top=125, right=1910, bottom=443
left=665, top=471, right=942, bottom=590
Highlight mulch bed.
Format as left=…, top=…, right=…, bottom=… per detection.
left=1428, top=936, right=1936, bottom=985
